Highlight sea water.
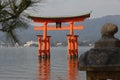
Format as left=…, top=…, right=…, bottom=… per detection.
left=0, top=47, right=91, bottom=80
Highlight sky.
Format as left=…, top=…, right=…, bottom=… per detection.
left=27, top=0, right=120, bottom=19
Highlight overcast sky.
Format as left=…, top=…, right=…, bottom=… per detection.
left=28, top=0, right=120, bottom=18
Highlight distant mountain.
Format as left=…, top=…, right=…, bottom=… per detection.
left=0, top=15, right=120, bottom=44
left=78, top=15, right=120, bottom=40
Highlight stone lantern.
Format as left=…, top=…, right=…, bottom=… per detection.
left=79, top=23, right=120, bottom=80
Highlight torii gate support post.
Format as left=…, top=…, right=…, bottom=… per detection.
left=67, top=22, right=79, bottom=59
left=37, top=22, right=51, bottom=59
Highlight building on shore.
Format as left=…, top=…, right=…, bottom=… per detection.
left=24, top=40, right=38, bottom=47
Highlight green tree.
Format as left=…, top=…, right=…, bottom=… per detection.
left=0, top=0, right=38, bottom=44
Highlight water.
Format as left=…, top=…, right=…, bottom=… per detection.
left=0, top=47, right=91, bottom=80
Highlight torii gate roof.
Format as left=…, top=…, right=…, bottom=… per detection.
left=28, top=12, right=91, bottom=22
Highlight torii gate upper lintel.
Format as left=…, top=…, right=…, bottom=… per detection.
left=29, top=13, right=90, bottom=59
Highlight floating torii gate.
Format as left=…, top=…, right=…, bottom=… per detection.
left=29, top=13, right=90, bottom=58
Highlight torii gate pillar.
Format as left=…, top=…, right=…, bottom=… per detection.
left=37, top=22, right=51, bottom=58
left=67, top=22, right=79, bottom=58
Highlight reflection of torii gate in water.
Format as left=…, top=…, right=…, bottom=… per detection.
left=29, top=13, right=90, bottom=58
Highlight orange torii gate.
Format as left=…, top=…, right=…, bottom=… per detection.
left=29, top=13, right=90, bottom=58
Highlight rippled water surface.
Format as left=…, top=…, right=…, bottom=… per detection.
left=0, top=47, right=91, bottom=80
